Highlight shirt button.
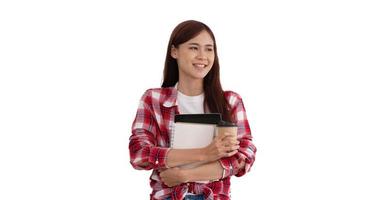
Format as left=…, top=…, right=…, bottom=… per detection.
left=155, top=161, right=159, bottom=165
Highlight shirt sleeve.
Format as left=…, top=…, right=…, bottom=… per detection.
left=128, top=90, right=170, bottom=170
left=219, top=94, right=257, bottom=177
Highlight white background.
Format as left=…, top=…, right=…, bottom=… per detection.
left=1, top=0, right=387, bottom=199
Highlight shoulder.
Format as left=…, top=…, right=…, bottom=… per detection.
left=224, top=90, right=244, bottom=107
left=140, top=87, right=176, bottom=104
left=142, top=87, right=175, bottom=97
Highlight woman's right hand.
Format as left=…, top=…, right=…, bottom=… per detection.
left=202, top=132, right=240, bottom=162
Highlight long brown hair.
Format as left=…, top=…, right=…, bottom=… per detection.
left=161, top=20, right=232, bottom=122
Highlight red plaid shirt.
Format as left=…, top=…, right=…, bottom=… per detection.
left=129, top=87, right=256, bottom=200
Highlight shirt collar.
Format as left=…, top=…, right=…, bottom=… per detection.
left=162, top=84, right=178, bottom=108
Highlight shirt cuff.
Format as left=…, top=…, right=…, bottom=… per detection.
left=221, top=168, right=226, bottom=179
left=219, top=153, right=247, bottom=177
left=218, top=157, right=235, bottom=178
left=148, top=146, right=170, bottom=169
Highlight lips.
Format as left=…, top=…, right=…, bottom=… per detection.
left=193, top=63, right=207, bottom=68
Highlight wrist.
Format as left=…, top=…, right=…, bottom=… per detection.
left=198, top=147, right=209, bottom=162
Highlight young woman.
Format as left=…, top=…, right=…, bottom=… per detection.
left=129, top=20, right=256, bottom=200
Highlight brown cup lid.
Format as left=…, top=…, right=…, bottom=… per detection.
left=217, top=120, right=237, bottom=127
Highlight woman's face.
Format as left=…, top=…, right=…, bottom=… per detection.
left=171, top=30, right=215, bottom=81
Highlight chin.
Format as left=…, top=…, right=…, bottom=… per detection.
left=193, top=72, right=210, bottom=79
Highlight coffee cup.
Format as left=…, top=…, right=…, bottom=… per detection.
left=215, top=120, right=238, bottom=138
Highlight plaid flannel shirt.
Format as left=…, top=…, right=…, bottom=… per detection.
left=129, top=87, right=256, bottom=200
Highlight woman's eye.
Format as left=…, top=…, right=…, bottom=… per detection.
left=189, top=47, right=198, bottom=50
left=206, top=48, right=213, bottom=52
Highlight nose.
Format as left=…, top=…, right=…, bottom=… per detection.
left=196, top=49, right=207, bottom=60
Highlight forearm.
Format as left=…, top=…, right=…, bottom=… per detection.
left=166, top=148, right=206, bottom=168
left=182, top=161, right=224, bottom=182
left=219, top=140, right=256, bottom=177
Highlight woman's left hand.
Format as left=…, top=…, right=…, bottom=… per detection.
left=159, top=167, right=188, bottom=187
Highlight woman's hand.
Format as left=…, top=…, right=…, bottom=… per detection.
left=159, top=167, right=188, bottom=187
left=202, top=132, right=240, bottom=162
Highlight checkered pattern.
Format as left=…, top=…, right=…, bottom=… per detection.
left=129, top=87, right=256, bottom=200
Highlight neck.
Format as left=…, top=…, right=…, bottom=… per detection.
left=177, top=79, right=204, bottom=96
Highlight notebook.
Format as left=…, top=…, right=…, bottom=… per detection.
left=171, top=113, right=221, bottom=149
left=171, top=113, right=221, bottom=183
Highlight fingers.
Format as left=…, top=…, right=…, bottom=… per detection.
left=237, top=159, right=246, bottom=170
left=208, top=134, right=240, bottom=161
left=225, top=149, right=238, bottom=157
left=218, top=131, right=236, bottom=139
left=222, top=143, right=239, bottom=156
left=221, top=137, right=239, bottom=147
left=159, top=168, right=181, bottom=187
left=221, top=134, right=237, bottom=141
left=220, top=136, right=239, bottom=150
left=216, top=133, right=238, bottom=144
left=208, top=143, right=239, bottom=161
left=228, top=144, right=240, bottom=152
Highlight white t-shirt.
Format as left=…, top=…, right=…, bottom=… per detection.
left=177, top=91, right=205, bottom=114
left=177, top=90, right=209, bottom=188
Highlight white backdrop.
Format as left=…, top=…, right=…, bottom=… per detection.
left=1, top=0, right=387, bottom=199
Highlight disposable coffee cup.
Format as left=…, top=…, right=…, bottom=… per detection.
left=215, top=120, right=238, bottom=138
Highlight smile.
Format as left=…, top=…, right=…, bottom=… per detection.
left=193, top=64, right=207, bottom=68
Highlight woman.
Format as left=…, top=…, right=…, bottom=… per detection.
left=129, top=20, right=256, bottom=200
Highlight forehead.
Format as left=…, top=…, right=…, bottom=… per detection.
left=184, top=31, right=214, bottom=45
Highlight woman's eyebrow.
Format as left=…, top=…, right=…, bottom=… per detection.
left=187, top=42, right=214, bottom=47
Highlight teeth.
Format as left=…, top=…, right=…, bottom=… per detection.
left=194, top=64, right=205, bottom=68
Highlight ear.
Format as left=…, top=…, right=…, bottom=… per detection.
left=170, top=45, right=178, bottom=59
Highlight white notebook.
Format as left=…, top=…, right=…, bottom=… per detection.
left=172, top=122, right=216, bottom=149
left=171, top=114, right=221, bottom=149
left=170, top=114, right=221, bottom=183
